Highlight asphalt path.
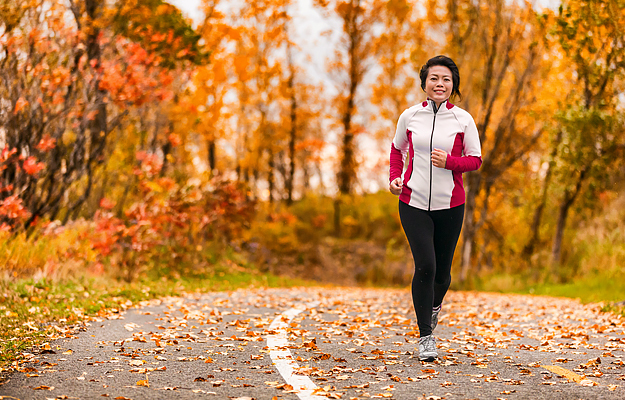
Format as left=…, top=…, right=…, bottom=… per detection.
left=0, top=288, right=624, bottom=400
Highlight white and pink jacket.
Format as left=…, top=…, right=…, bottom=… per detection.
left=390, top=99, right=482, bottom=211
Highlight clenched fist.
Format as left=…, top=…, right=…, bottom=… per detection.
left=389, top=177, right=402, bottom=196
left=431, top=148, right=448, bottom=168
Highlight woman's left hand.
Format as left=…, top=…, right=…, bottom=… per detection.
left=431, top=148, right=448, bottom=168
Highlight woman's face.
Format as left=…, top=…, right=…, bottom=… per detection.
left=425, top=65, right=453, bottom=105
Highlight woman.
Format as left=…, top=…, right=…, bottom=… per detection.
left=389, top=55, right=482, bottom=362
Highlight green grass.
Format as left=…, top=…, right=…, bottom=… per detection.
left=521, top=269, right=625, bottom=314
left=473, top=268, right=625, bottom=316
left=0, top=262, right=312, bottom=372
left=524, top=275, right=625, bottom=304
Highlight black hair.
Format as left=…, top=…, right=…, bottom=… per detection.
left=419, top=55, right=462, bottom=101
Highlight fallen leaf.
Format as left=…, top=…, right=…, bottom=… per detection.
left=136, top=379, right=149, bottom=387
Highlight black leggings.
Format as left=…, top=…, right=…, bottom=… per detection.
left=399, top=201, right=464, bottom=337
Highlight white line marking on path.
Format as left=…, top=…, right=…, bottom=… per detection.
left=266, top=302, right=325, bottom=400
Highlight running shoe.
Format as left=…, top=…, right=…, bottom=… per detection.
left=418, top=335, right=437, bottom=361
left=431, top=305, right=442, bottom=332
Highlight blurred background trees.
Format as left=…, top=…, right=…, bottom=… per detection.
left=1, top=0, right=623, bottom=288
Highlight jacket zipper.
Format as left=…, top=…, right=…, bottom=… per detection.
left=428, top=101, right=439, bottom=211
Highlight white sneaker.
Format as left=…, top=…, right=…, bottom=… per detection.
left=418, top=335, right=437, bottom=362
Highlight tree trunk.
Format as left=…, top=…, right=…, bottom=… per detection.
left=160, top=140, right=172, bottom=177
left=267, top=147, right=275, bottom=203
left=338, top=74, right=357, bottom=195
left=285, top=39, right=297, bottom=205
left=338, top=127, right=355, bottom=195
left=336, top=0, right=363, bottom=196
left=551, top=167, right=587, bottom=267
left=551, top=200, right=569, bottom=267
left=63, top=0, right=107, bottom=222
left=208, top=139, right=216, bottom=175
left=287, top=83, right=297, bottom=204
left=302, top=160, right=310, bottom=195
left=334, top=197, right=341, bottom=236
left=524, top=130, right=562, bottom=256
left=459, top=171, right=482, bottom=282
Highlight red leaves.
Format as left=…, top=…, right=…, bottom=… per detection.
left=135, top=151, right=163, bottom=177
left=1, top=147, right=17, bottom=166
left=99, top=39, right=177, bottom=107
left=0, top=194, right=29, bottom=220
left=90, top=174, right=254, bottom=274
left=23, top=156, right=45, bottom=175
left=168, top=133, right=182, bottom=147
left=36, top=135, right=56, bottom=152
left=99, top=198, right=116, bottom=210
left=14, top=97, right=29, bottom=114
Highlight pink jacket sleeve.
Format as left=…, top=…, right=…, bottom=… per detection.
left=389, top=110, right=410, bottom=183
left=390, top=144, right=404, bottom=182
left=444, top=114, right=482, bottom=173
left=445, top=155, right=482, bottom=172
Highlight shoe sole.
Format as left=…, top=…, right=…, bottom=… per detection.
left=419, top=354, right=437, bottom=362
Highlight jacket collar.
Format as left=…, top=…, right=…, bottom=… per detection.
left=427, top=98, right=450, bottom=113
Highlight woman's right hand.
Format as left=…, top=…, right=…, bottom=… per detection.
left=389, top=177, right=402, bottom=196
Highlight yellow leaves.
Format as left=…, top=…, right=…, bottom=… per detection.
left=233, top=55, right=250, bottom=77
left=585, top=357, right=601, bottom=367
left=136, top=378, right=149, bottom=387
left=425, top=0, right=445, bottom=23
left=41, top=343, right=55, bottom=353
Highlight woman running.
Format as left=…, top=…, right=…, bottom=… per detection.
left=389, top=55, right=482, bottom=361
